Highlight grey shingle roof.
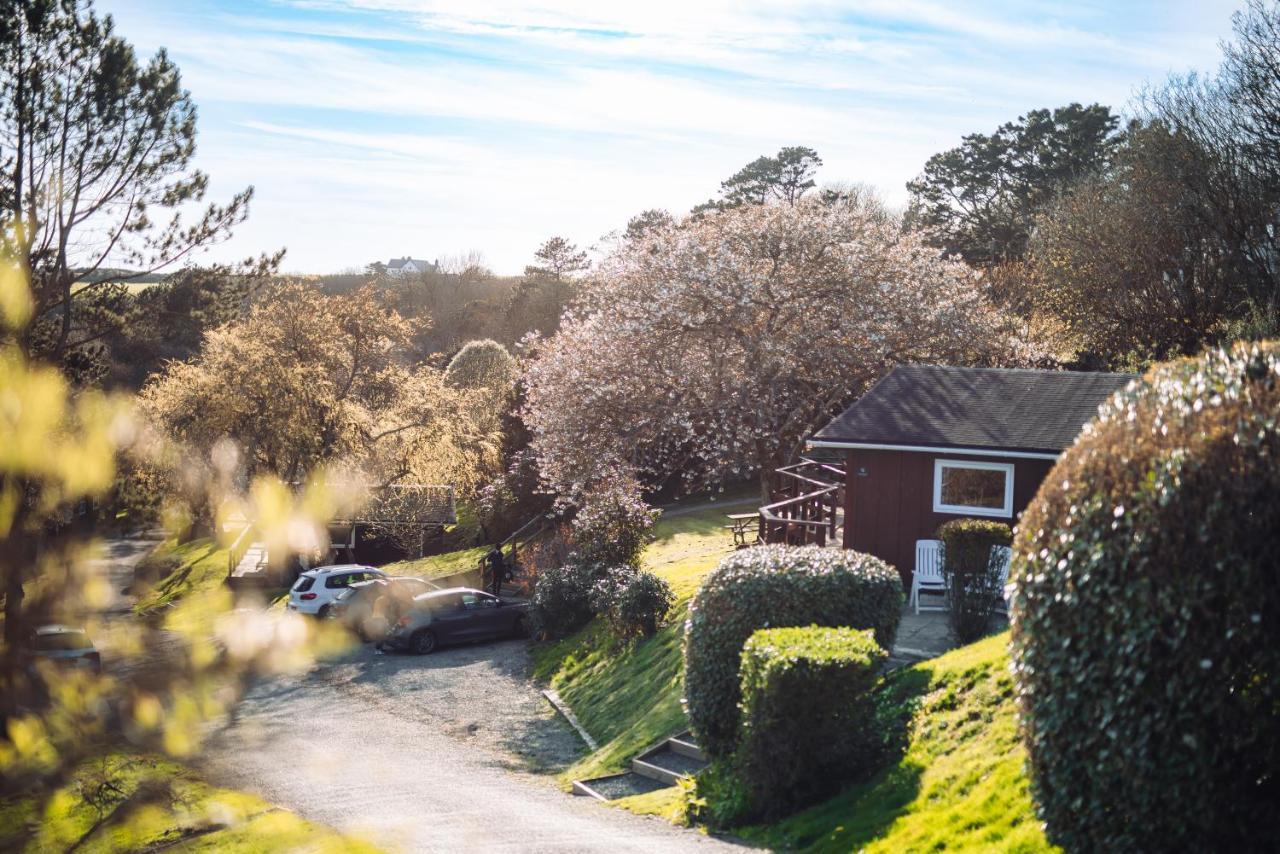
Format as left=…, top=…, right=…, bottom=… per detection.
left=811, top=365, right=1137, bottom=454
left=387, top=257, right=435, bottom=270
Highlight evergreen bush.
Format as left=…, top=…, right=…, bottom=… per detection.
left=937, top=518, right=1012, bottom=643
left=590, top=568, right=674, bottom=638
left=1010, top=342, right=1280, bottom=851
left=683, top=545, right=901, bottom=758
left=735, top=626, right=886, bottom=821
left=527, top=560, right=599, bottom=638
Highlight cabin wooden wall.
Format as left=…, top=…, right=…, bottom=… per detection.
left=843, top=449, right=1055, bottom=587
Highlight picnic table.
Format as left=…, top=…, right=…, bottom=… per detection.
left=724, top=512, right=759, bottom=548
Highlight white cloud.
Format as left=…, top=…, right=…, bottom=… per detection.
left=98, top=0, right=1237, bottom=273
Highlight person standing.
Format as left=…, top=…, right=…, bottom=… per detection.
left=484, top=547, right=505, bottom=596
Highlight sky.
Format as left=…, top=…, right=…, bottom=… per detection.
left=98, top=0, right=1243, bottom=275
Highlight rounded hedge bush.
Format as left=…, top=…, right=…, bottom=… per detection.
left=683, top=545, right=902, bottom=759
left=736, top=626, right=886, bottom=821
left=1010, top=342, right=1280, bottom=852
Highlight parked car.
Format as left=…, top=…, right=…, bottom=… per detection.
left=287, top=565, right=387, bottom=617
left=382, top=587, right=529, bottom=655
left=330, top=576, right=438, bottom=641
left=27, top=625, right=101, bottom=674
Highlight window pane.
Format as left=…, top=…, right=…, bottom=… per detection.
left=941, top=466, right=1006, bottom=509
left=35, top=631, right=92, bottom=651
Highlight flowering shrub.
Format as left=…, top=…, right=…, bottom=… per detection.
left=590, top=568, right=674, bottom=639
left=1010, top=342, right=1280, bottom=851
left=570, top=476, right=660, bottom=570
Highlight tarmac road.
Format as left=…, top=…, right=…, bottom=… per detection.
left=197, top=636, right=749, bottom=853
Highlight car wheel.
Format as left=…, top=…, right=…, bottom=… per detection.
left=512, top=615, right=529, bottom=638
left=411, top=629, right=437, bottom=655
left=317, top=604, right=331, bottom=619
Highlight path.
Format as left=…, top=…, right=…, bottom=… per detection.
left=198, top=639, right=747, bottom=853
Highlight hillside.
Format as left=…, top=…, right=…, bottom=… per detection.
left=531, top=499, right=754, bottom=783
left=530, top=501, right=1053, bottom=852
left=741, top=632, right=1054, bottom=853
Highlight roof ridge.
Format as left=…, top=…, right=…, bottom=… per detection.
left=899, top=364, right=1138, bottom=379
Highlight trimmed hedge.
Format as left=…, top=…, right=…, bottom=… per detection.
left=1010, top=342, right=1280, bottom=851
left=937, top=518, right=1012, bottom=643
left=736, top=626, right=886, bottom=821
left=683, top=545, right=902, bottom=759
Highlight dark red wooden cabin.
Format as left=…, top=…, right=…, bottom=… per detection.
left=762, top=365, right=1135, bottom=588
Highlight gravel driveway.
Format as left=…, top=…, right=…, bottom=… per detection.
left=198, top=636, right=747, bottom=853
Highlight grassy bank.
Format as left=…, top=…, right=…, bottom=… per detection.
left=531, top=499, right=753, bottom=783
left=381, top=544, right=488, bottom=581
left=133, top=538, right=231, bottom=617
left=0, top=751, right=378, bottom=853
left=737, top=633, right=1052, bottom=853
left=531, top=497, right=1052, bottom=851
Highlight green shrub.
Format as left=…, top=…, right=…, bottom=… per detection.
left=683, top=545, right=902, bottom=758
left=590, top=567, right=674, bottom=639
left=937, top=518, right=1012, bottom=643
left=528, top=561, right=599, bottom=638
left=1010, top=341, right=1280, bottom=852
left=444, top=338, right=517, bottom=391
left=736, top=626, right=886, bottom=821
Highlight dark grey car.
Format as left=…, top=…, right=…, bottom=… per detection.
left=382, top=587, right=529, bottom=655
left=28, top=625, right=101, bottom=674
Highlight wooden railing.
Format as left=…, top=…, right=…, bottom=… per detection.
left=226, top=524, right=258, bottom=578
left=758, top=458, right=846, bottom=547
left=499, top=512, right=552, bottom=566
left=475, top=512, right=554, bottom=593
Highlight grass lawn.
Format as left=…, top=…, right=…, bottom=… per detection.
left=132, top=538, right=231, bottom=617
left=531, top=498, right=754, bottom=783
left=381, top=544, right=488, bottom=581
left=530, top=496, right=1053, bottom=852
left=738, top=632, right=1055, bottom=853
left=0, top=751, right=378, bottom=853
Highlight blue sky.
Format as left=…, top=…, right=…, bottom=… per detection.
left=100, top=0, right=1241, bottom=274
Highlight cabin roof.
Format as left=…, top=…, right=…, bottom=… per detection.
left=812, top=365, right=1137, bottom=455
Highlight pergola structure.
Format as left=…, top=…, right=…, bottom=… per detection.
left=327, top=484, right=457, bottom=561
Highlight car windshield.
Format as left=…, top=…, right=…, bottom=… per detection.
left=293, top=576, right=315, bottom=593
left=34, top=631, right=91, bottom=651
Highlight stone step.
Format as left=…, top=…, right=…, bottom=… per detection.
left=667, top=734, right=706, bottom=763
left=572, top=772, right=669, bottom=801
left=631, top=745, right=708, bottom=785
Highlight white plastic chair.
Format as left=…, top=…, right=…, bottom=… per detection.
left=990, top=545, right=1013, bottom=612
left=911, top=539, right=947, bottom=614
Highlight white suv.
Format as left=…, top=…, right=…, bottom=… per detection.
left=287, top=565, right=387, bottom=617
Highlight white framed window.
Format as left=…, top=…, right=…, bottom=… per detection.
left=933, top=459, right=1014, bottom=518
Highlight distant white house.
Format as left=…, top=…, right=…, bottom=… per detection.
left=385, top=256, right=438, bottom=277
